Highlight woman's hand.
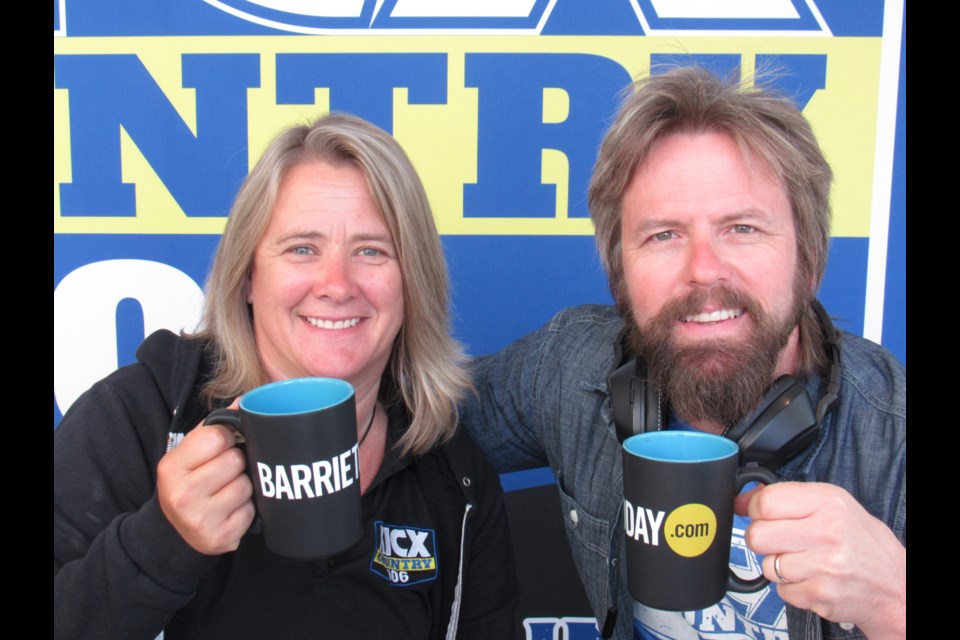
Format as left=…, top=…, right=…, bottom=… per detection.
left=157, top=406, right=255, bottom=555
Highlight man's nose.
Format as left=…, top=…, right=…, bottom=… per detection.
left=684, top=236, right=731, bottom=286
left=312, top=252, right=356, bottom=300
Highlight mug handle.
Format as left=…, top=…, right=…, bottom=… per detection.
left=201, top=408, right=261, bottom=534
left=726, top=466, right=779, bottom=594
left=203, top=408, right=246, bottom=443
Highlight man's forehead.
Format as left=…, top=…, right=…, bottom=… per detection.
left=627, top=132, right=786, bottom=201
left=620, top=131, right=793, bottom=235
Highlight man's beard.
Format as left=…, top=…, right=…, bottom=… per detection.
left=623, top=283, right=808, bottom=429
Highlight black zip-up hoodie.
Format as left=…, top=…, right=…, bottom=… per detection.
left=55, top=330, right=519, bottom=639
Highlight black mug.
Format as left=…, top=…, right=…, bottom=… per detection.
left=205, top=377, right=363, bottom=559
left=622, top=431, right=778, bottom=611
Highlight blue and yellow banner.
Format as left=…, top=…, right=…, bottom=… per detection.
left=54, top=0, right=905, bottom=424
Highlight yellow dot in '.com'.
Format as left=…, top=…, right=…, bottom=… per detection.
left=664, top=504, right=717, bottom=558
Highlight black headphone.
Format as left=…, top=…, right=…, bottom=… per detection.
left=608, top=299, right=841, bottom=469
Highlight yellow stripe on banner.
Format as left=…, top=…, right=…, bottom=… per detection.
left=54, top=36, right=880, bottom=237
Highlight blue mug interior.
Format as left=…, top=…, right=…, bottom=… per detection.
left=241, top=378, right=354, bottom=415
left=623, top=431, right=737, bottom=463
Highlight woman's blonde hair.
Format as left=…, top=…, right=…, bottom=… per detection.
left=194, top=113, right=470, bottom=456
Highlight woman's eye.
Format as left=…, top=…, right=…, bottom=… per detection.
left=290, top=246, right=314, bottom=255
left=358, top=247, right=382, bottom=257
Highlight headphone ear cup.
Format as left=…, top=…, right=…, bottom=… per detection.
left=609, top=358, right=640, bottom=441
left=725, top=375, right=799, bottom=443
left=608, top=357, right=663, bottom=440
left=627, top=357, right=663, bottom=435
left=642, top=370, right=662, bottom=432
left=728, top=375, right=819, bottom=468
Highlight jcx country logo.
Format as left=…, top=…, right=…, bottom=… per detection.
left=371, top=522, right=439, bottom=585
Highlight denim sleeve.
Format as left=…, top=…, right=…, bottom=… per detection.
left=460, top=327, right=553, bottom=474
left=822, top=332, right=907, bottom=544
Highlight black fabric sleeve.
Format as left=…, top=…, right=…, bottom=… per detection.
left=54, top=365, right=217, bottom=640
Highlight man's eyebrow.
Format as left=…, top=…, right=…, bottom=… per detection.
left=628, top=217, right=682, bottom=237
left=716, top=209, right=777, bottom=225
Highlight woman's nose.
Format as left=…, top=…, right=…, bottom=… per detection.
left=312, top=253, right=356, bottom=301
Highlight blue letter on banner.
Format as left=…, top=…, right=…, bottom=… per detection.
left=276, top=54, right=448, bottom=134
left=464, top=53, right=631, bottom=218
left=55, top=54, right=260, bottom=217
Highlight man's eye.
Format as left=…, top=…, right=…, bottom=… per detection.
left=653, top=231, right=674, bottom=242
left=732, top=224, right=755, bottom=234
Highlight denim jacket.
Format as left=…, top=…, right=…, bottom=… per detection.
left=462, top=305, right=906, bottom=640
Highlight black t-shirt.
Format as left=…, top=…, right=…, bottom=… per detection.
left=168, top=407, right=444, bottom=640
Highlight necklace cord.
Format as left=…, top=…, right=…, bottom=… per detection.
left=358, top=404, right=377, bottom=447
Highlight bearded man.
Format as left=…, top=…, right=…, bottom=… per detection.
left=462, top=66, right=905, bottom=640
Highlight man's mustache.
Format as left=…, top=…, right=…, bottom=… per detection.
left=652, top=286, right=763, bottom=328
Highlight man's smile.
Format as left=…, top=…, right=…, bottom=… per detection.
left=681, top=308, right=744, bottom=324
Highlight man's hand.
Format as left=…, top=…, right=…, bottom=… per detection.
left=742, top=482, right=905, bottom=640
left=157, top=407, right=255, bottom=555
